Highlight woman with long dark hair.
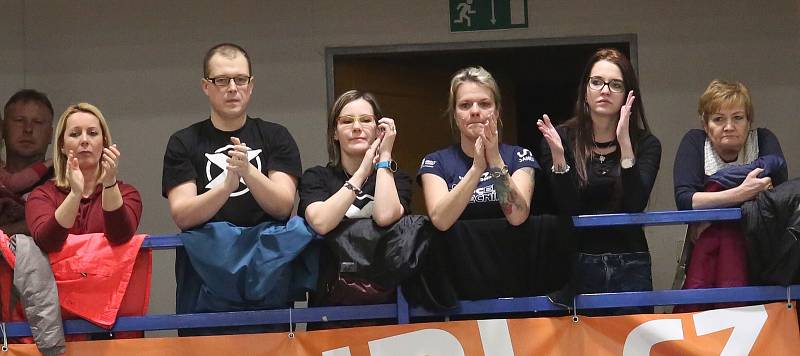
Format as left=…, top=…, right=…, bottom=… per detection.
left=537, top=48, right=662, bottom=312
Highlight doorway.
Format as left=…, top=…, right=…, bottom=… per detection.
left=326, top=35, right=636, bottom=214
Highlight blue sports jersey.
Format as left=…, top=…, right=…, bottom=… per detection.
left=417, top=144, right=539, bottom=220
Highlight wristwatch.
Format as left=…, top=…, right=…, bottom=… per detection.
left=621, top=157, right=636, bottom=169
left=488, top=165, right=509, bottom=179
left=374, top=160, right=398, bottom=172
left=551, top=163, right=571, bottom=174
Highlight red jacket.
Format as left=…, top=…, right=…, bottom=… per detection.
left=0, top=233, right=151, bottom=340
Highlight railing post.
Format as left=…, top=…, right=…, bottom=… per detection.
left=397, top=287, right=410, bottom=324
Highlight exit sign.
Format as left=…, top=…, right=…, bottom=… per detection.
left=450, top=0, right=528, bottom=32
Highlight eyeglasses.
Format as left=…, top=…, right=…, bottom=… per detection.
left=588, top=76, right=625, bottom=93
left=205, top=76, right=252, bottom=87
left=337, top=114, right=376, bottom=127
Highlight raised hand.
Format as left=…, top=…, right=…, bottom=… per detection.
left=376, top=117, right=396, bottom=160
left=223, top=137, right=249, bottom=192
left=616, top=90, right=635, bottom=143
left=358, top=135, right=382, bottom=176
left=483, top=113, right=504, bottom=168
left=98, top=144, right=120, bottom=188
left=65, top=150, right=85, bottom=196
left=536, top=114, right=563, bottom=155
left=472, top=134, right=487, bottom=173
left=227, top=136, right=252, bottom=178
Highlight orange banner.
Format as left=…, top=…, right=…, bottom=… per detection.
left=7, top=303, right=799, bottom=355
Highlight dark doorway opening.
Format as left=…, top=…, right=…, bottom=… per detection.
left=326, top=35, right=636, bottom=214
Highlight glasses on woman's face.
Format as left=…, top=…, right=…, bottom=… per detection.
left=588, top=76, right=625, bottom=93
left=337, top=114, right=376, bottom=127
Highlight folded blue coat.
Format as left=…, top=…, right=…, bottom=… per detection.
left=707, top=155, right=787, bottom=189
left=176, top=216, right=319, bottom=333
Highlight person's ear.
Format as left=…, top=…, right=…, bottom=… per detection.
left=201, top=78, right=211, bottom=96
left=245, top=77, right=254, bottom=95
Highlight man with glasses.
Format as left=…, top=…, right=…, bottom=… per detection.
left=0, top=89, right=55, bottom=235
left=162, top=43, right=303, bottom=336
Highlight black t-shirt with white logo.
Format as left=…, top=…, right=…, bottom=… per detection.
left=162, top=117, right=301, bottom=229
left=298, top=164, right=412, bottom=220
left=417, top=143, right=539, bottom=220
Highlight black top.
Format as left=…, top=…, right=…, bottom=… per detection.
left=297, top=164, right=413, bottom=220
left=673, top=128, right=786, bottom=211
left=539, top=126, right=662, bottom=253
left=162, top=117, right=302, bottom=229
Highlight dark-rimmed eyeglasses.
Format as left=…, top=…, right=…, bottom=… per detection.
left=205, top=76, right=252, bottom=87
left=588, top=76, right=625, bottom=93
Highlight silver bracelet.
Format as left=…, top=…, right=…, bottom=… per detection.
left=551, top=164, right=571, bottom=175
left=343, top=180, right=363, bottom=195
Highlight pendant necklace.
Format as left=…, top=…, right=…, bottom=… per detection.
left=593, top=139, right=617, bottom=164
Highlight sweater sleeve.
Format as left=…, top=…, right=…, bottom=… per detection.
left=620, top=134, right=662, bottom=212
left=104, top=182, right=143, bottom=244
left=25, top=184, right=70, bottom=252
left=0, top=162, right=49, bottom=193
left=757, top=128, right=788, bottom=185
left=673, top=130, right=707, bottom=210
left=539, top=129, right=584, bottom=215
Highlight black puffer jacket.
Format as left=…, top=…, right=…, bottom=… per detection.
left=742, top=178, right=800, bottom=286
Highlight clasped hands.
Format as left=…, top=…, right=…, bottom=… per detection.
left=66, top=144, right=121, bottom=195
left=471, top=114, right=504, bottom=172
left=356, top=117, right=398, bottom=176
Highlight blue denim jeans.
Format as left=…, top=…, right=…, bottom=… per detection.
left=574, top=252, right=653, bottom=316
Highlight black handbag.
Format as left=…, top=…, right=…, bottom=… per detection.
left=313, top=215, right=433, bottom=306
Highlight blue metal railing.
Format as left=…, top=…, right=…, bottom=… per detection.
left=9, top=208, right=787, bottom=338
left=140, top=208, right=743, bottom=249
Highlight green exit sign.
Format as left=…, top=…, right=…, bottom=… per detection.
left=450, top=0, right=528, bottom=32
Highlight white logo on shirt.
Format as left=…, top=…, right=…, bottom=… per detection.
left=456, top=172, right=493, bottom=184
left=517, top=148, right=535, bottom=163
left=205, top=145, right=263, bottom=197
left=471, top=184, right=498, bottom=203
left=451, top=176, right=498, bottom=203
left=421, top=159, right=437, bottom=168
left=345, top=193, right=375, bottom=218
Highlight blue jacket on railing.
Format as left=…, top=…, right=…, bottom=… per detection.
left=707, top=155, right=786, bottom=189
left=176, top=216, right=319, bottom=329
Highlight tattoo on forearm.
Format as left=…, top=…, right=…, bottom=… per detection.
left=495, top=174, right=525, bottom=215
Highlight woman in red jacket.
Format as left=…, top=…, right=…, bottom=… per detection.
left=26, top=102, right=141, bottom=252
